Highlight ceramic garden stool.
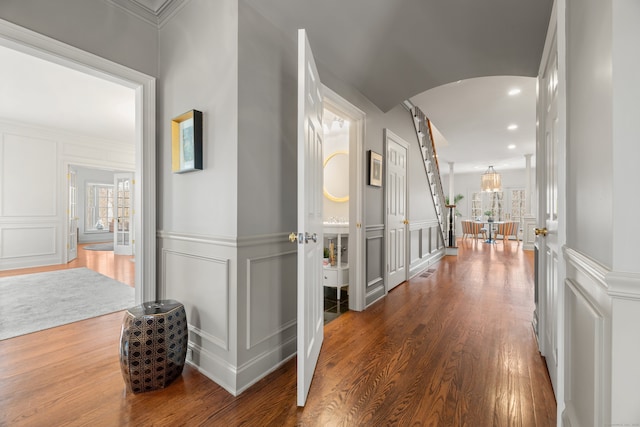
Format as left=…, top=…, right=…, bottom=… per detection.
left=119, top=299, right=188, bottom=393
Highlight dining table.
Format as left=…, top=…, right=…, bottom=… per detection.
left=474, top=220, right=504, bottom=244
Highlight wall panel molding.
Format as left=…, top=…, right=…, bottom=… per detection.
left=245, top=250, right=297, bottom=349
left=605, top=271, right=640, bottom=300
left=0, top=225, right=57, bottom=259
left=158, top=230, right=237, bottom=246
left=565, top=278, right=606, bottom=427
left=161, top=248, right=230, bottom=352
left=365, top=226, right=385, bottom=306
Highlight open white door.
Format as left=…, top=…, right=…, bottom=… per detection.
left=67, top=167, right=78, bottom=262
left=535, top=3, right=565, bottom=403
left=293, top=28, right=324, bottom=407
left=114, top=173, right=134, bottom=256
left=385, top=130, right=409, bottom=291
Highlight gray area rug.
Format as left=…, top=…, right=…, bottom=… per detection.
left=83, top=242, right=114, bottom=251
left=0, top=267, right=134, bottom=340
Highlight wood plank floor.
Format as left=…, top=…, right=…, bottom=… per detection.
left=0, top=238, right=556, bottom=426
left=0, top=243, right=135, bottom=287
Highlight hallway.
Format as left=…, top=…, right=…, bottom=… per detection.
left=0, top=238, right=555, bottom=426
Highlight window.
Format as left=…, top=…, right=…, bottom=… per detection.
left=86, top=184, right=114, bottom=232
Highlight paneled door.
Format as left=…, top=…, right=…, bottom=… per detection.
left=536, top=13, right=565, bottom=401
left=67, top=167, right=78, bottom=262
left=294, top=28, right=324, bottom=407
left=385, top=129, right=409, bottom=291
left=114, top=173, right=134, bottom=256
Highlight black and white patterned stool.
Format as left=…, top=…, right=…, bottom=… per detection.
left=119, top=299, right=188, bottom=393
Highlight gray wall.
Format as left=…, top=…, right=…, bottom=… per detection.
left=0, top=0, right=157, bottom=77
left=158, top=0, right=239, bottom=237
left=237, top=1, right=297, bottom=237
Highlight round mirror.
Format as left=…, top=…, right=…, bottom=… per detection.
left=323, top=151, right=349, bottom=202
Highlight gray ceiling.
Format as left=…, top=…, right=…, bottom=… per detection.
left=0, top=1, right=552, bottom=172
left=244, top=0, right=553, bottom=112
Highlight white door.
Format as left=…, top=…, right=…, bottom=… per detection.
left=295, top=28, right=324, bottom=407
left=67, top=168, right=78, bottom=262
left=536, top=15, right=565, bottom=400
left=114, top=173, right=134, bottom=256
left=385, top=129, right=409, bottom=291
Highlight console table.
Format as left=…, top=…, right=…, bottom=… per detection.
left=323, top=223, right=349, bottom=301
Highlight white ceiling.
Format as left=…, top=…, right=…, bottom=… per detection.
left=0, top=44, right=135, bottom=144
left=412, top=75, right=537, bottom=174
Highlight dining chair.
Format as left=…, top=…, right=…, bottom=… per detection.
left=470, top=221, right=487, bottom=240
left=497, top=221, right=519, bottom=245
left=461, top=220, right=472, bottom=240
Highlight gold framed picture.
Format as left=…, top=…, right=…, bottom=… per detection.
left=171, top=110, right=203, bottom=173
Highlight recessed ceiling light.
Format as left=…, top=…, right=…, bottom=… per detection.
left=508, top=144, right=516, bottom=149
left=507, top=124, right=518, bottom=131
left=508, top=88, right=521, bottom=96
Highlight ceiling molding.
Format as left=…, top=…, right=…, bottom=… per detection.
left=107, top=0, right=187, bottom=27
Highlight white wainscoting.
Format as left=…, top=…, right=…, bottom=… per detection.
left=162, top=249, right=230, bottom=351
left=0, top=225, right=57, bottom=258
left=245, top=250, right=297, bottom=349
left=235, top=234, right=297, bottom=394
left=158, top=231, right=236, bottom=393
left=158, top=231, right=298, bottom=396
left=563, top=248, right=611, bottom=426
left=409, top=220, right=445, bottom=278
left=365, top=224, right=385, bottom=307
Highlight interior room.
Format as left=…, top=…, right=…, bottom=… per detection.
left=0, top=42, right=138, bottom=333
left=322, top=108, right=350, bottom=322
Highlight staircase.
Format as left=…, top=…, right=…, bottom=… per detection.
left=410, top=106, right=449, bottom=247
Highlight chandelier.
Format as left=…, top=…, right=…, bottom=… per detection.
left=481, top=166, right=502, bottom=192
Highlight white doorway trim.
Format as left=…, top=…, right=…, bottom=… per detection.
left=0, top=18, right=156, bottom=304
left=323, top=86, right=366, bottom=312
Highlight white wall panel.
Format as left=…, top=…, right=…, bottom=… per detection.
left=246, top=251, right=296, bottom=349
left=410, top=229, right=420, bottom=265
left=1, top=133, right=56, bottom=217
left=409, top=220, right=444, bottom=278
left=565, top=279, right=605, bottom=427
left=0, top=225, right=56, bottom=258
left=162, top=249, right=230, bottom=351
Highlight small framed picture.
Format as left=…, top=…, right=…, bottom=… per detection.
left=368, top=150, right=382, bottom=187
left=172, top=110, right=203, bottom=173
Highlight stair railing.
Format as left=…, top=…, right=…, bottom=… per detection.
left=410, top=106, right=449, bottom=247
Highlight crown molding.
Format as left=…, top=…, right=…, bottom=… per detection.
left=106, top=0, right=187, bottom=27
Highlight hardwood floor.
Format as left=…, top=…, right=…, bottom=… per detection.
left=0, top=243, right=135, bottom=287
left=0, top=239, right=556, bottom=426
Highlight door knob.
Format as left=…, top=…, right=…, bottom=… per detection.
left=289, top=232, right=299, bottom=243
left=534, top=227, right=548, bottom=236
left=403, top=219, right=409, bottom=225
left=305, top=232, right=317, bottom=243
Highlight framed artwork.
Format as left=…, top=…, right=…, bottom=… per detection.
left=368, top=150, right=382, bottom=187
left=172, top=110, right=203, bottom=173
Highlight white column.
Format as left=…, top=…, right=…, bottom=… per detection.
left=522, top=153, right=536, bottom=250
left=525, top=154, right=533, bottom=215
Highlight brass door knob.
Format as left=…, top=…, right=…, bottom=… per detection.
left=534, top=228, right=548, bottom=236
left=289, top=232, right=299, bottom=243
